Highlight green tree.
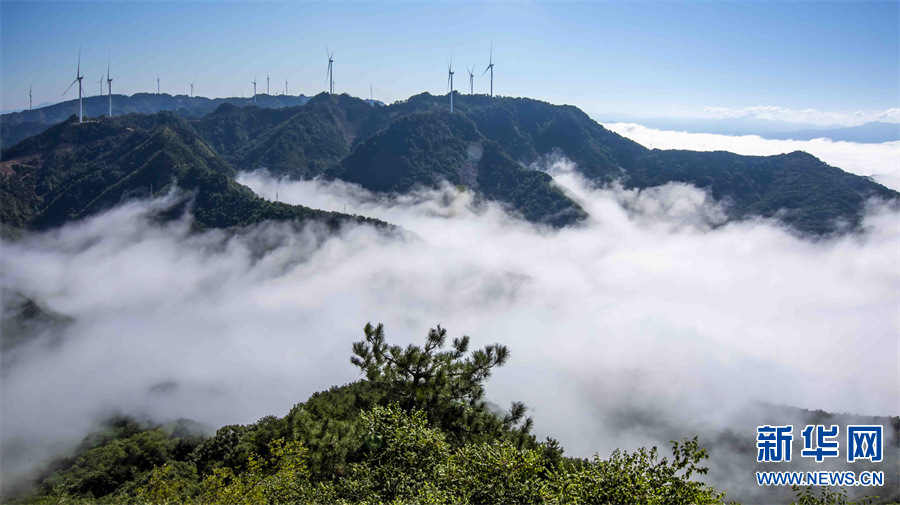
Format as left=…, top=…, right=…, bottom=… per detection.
left=350, top=322, right=535, bottom=448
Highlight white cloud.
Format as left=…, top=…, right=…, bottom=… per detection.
left=2, top=162, right=897, bottom=502
left=604, top=122, right=900, bottom=191
left=697, top=106, right=899, bottom=127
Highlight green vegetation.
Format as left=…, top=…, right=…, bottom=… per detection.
left=1, top=93, right=311, bottom=148
left=791, top=486, right=878, bottom=505
left=341, top=93, right=899, bottom=234
left=5, top=92, right=897, bottom=233
left=9, top=324, right=734, bottom=504
left=11, top=323, right=885, bottom=504
left=229, top=100, right=357, bottom=179
left=191, top=91, right=895, bottom=234
left=331, top=110, right=587, bottom=226
left=0, top=112, right=383, bottom=232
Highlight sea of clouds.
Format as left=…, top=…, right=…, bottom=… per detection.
left=1, top=133, right=897, bottom=501
left=698, top=105, right=900, bottom=127
left=604, top=122, right=900, bottom=191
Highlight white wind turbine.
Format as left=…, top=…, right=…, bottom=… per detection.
left=467, top=65, right=475, bottom=94
left=190, top=79, right=197, bottom=97
left=62, top=47, right=85, bottom=123
left=483, top=41, right=495, bottom=97
left=326, top=46, right=334, bottom=94
left=106, top=55, right=113, bottom=117
left=95, top=74, right=104, bottom=96
left=29, top=86, right=33, bottom=110
left=267, top=70, right=270, bottom=95
left=252, top=76, right=257, bottom=102
left=447, top=59, right=455, bottom=112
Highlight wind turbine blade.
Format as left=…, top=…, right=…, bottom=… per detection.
left=77, top=47, right=81, bottom=77
left=483, top=66, right=490, bottom=76
left=490, top=40, right=493, bottom=64
left=62, top=79, right=77, bottom=96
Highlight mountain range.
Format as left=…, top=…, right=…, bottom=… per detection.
left=600, top=114, right=900, bottom=144
left=0, top=93, right=312, bottom=149
left=2, top=91, right=896, bottom=235
left=0, top=111, right=382, bottom=233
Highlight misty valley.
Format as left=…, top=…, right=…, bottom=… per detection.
left=1, top=91, right=898, bottom=505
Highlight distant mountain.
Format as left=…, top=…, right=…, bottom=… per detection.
left=765, top=121, right=900, bottom=143
left=330, top=109, right=587, bottom=227
left=0, top=112, right=382, bottom=232
left=0, top=93, right=311, bottom=148
left=231, top=93, right=373, bottom=179
left=335, top=93, right=895, bottom=234
left=598, top=114, right=834, bottom=136
left=191, top=93, right=587, bottom=227
left=600, top=115, right=900, bottom=144
left=3, top=92, right=896, bottom=234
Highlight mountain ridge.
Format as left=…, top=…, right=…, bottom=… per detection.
left=4, top=92, right=896, bottom=235
left=0, top=112, right=385, bottom=232
left=0, top=93, right=312, bottom=148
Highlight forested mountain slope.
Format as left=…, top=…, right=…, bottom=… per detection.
left=5, top=92, right=896, bottom=233
left=0, top=93, right=310, bottom=148
left=0, top=112, right=380, bottom=231
left=7, top=324, right=896, bottom=504
left=184, top=92, right=896, bottom=234
left=330, top=110, right=587, bottom=226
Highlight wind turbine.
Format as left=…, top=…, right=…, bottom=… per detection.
left=266, top=71, right=270, bottom=95
left=447, top=59, right=455, bottom=112
left=285, top=78, right=288, bottom=96
left=96, top=74, right=104, bottom=97
left=326, top=46, right=334, bottom=94
left=467, top=65, right=475, bottom=94
left=190, top=79, right=197, bottom=97
left=157, top=72, right=160, bottom=94
left=29, top=86, right=32, bottom=110
left=106, top=55, right=113, bottom=117
left=252, top=76, right=257, bottom=102
left=370, top=83, right=373, bottom=101
left=483, top=41, right=495, bottom=97
left=62, top=47, right=84, bottom=123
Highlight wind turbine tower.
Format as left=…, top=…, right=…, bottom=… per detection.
left=483, top=41, right=495, bottom=97
left=267, top=71, right=270, bottom=95
left=62, top=47, right=85, bottom=123
left=370, top=83, right=373, bottom=101
left=107, top=56, right=113, bottom=117
left=190, top=79, right=196, bottom=97
left=447, top=60, right=455, bottom=112
left=285, top=78, right=288, bottom=96
left=157, top=72, right=160, bottom=94
left=252, top=76, right=257, bottom=102
left=29, top=86, right=32, bottom=110
left=326, top=47, right=334, bottom=94
left=467, top=66, right=475, bottom=94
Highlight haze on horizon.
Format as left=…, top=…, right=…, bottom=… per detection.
left=1, top=0, right=898, bottom=126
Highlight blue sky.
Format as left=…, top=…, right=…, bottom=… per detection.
left=1, top=1, right=898, bottom=122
